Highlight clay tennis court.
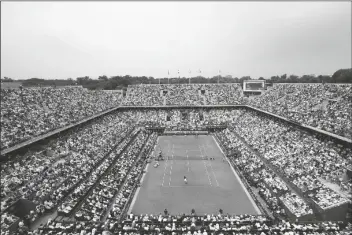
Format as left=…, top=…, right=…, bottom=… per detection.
left=128, top=135, right=260, bottom=215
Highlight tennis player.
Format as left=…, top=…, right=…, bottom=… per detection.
left=184, top=176, right=188, bottom=184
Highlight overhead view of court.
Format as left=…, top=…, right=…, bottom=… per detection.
left=2, top=2, right=351, bottom=234
left=129, top=135, right=260, bottom=215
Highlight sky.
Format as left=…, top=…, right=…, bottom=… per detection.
left=1, top=1, right=351, bottom=80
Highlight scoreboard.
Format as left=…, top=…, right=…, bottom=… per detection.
left=243, top=80, right=266, bottom=92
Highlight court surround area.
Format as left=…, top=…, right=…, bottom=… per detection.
left=128, top=135, right=260, bottom=215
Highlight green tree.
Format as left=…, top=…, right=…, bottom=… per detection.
left=239, top=76, right=251, bottom=82
left=2, top=77, right=14, bottom=82
left=287, top=75, right=299, bottom=83
left=332, top=68, right=352, bottom=83
left=98, top=75, right=108, bottom=81
left=76, top=76, right=91, bottom=85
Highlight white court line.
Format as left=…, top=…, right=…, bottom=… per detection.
left=199, top=145, right=212, bottom=186
left=211, top=135, right=261, bottom=214
left=128, top=163, right=149, bottom=214
left=201, top=145, right=220, bottom=187
left=168, top=144, right=174, bottom=186
left=161, top=141, right=171, bottom=186
left=162, top=185, right=210, bottom=188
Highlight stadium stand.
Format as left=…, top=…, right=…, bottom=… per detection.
left=230, top=111, right=351, bottom=201
left=246, top=83, right=352, bottom=139
left=1, top=83, right=351, bottom=235
left=122, top=84, right=243, bottom=106
left=1, top=87, right=122, bottom=150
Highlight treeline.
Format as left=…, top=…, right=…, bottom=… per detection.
left=2, top=68, right=351, bottom=90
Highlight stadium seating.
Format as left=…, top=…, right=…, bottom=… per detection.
left=226, top=110, right=351, bottom=211
left=246, top=83, right=352, bottom=139
left=215, top=129, right=314, bottom=219
left=1, top=112, right=135, bottom=221
left=122, top=84, right=243, bottom=106
left=34, top=216, right=349, bottom=235
left=0, top=87, right=122, bottom=149
left=1, top=84, right=352, bottom=235
left=122, top=83, right=352, bottom=139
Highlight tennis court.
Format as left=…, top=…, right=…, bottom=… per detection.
left=128, top=135, right=260, bottom=215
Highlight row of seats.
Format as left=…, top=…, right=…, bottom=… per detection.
left=1, top=112, right=136, bottom=223
left=32, top=217, right=349, bottom=235
left=1, top=87, right=122, bottom=149
left=2, top=84, right=351, bottom=153
left=246, top=84, right=352, bottom=138
left=227, top=110, right=351, bottom=210
left=122, top=84, right=243, bottom=106
left=74, top=132, right=157, bottom=222
left=216, top=130, right=313, bottom=219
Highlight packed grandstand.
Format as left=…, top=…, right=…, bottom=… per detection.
left=1, top=83, right=352, bottom=235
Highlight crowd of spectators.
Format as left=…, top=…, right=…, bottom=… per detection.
left=1, top=112, right=136, bottom=228
left=215, top=129, right=313, bottom=219
left=74, top=131, right=157, bottom=222
left=1, top=212, right=19, bottom=232
left=56, top=128, right=142, bottom=218
left=30, top=214, right=350, bottom=235
left=1, top=147, right=60, bottom=211
left=246, top=84, right=352, bottom=138
left=1, top=109, right=167, bottom=234
left=202, top=84, right=242, bottom=105
left=123, top=83, right=352, bottom=139
left=3, top=83, right=351, bottom=154
left=226, top=111, right=351, bottom=210
left=122, top=85, right=164, bottom=106
left=1, top=104, right=351, bottom=234
left=120, top=108, right=243, bottom=131
left=165, top=85, right=203, bottom=106
left=1, top=87, right=122, bottom=149
left=122, top=84, right=243, bottom=107
left=3, top=83, right=350, bottom=153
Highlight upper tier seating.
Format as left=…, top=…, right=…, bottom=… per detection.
left=1, top=87, right=122, bottom=149
left=246, top=84, right=352, bottom=139
left=122, top=84, right=243, bottom=106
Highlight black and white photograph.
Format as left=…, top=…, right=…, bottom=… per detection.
left=1, top=1, right=351, bottom=234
